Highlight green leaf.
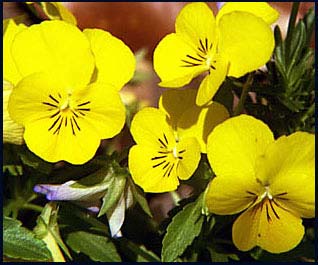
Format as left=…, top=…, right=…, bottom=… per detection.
left=286, top=21, right=306, bottom=77
left=161, top=194, right=205, bottom=262
left=3, top=216, right=52, bottom=261
left=98, top=169, right=127, bottom=217
left=66, top=231, right=121, bottom=262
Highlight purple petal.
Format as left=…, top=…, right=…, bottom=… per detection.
left=216, top=2, right=225, bottom=10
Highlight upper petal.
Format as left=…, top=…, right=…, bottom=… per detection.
left=217, top=2, right=279, bottom=25
left=175, top=2, right=216, bottom=50
left=207, top=115, right=274, bottom=182
left=154, top=33, right=207, bottom=88
left=84, top=29, right=136, bottom=90
left=218, top=11, right=275, bottom=77
left=177, top=101, right=229, bottom=153
left=130, top=107, right=176, bottom=148
left=3, top=19, right=27, bottom=85
left=258, top=132, right=315, bottom=218
left=11, top=20, right=94, bottom=88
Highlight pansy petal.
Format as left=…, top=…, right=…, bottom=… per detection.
left=129, top=145, right=179, bottom=193
left=233, top=200, right=304, bottom=253
left=84, top=29, right=135, bottom=89
left=159, top=88, right=197, bottom=127
left=23, top=112, right=101, bottom=164
left=205, top=174, right=262, bottom=215
left=207, top=115, right=274, bottom=181
left=154, top=33, right=207, bottom=88
left=217, top=2, right=279, bottom=25
left=232, top=206, right=259, bottom=251
left=72, top=82, right=126, bottom=139
left=218, top=11, right=275, bottom=78
left=178, top=102, right=229, bottom=153
left=176, top=137, right=201, bottom=180
left=196, top=54, right=229, bottom=106
left=8, top=72, right=67, bottom=125
left=12, top=20, right=94, bottom=88
left=3, top=19, right=27, bottom=85
left=130, top=107, right=176, bottom=148
left=175, top=2, right=216, bottom=50
left=259, top=132, right=315, bottom=218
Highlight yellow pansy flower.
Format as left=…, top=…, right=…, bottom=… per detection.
left=159, top=89, right=229, bottom=153
left=6, top=20, right=135, bottom=164
left=3, top=20, right=26, bottom=145
left=128, top=107, right=201, bottom=193
left=154, top=2, right=279, bottom=106
left=205, top=115, right=314, bottom=253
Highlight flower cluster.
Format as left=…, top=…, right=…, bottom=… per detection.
left=4, top=2, right=314, bottom=258
left=153, top=2, right=279, bottom=106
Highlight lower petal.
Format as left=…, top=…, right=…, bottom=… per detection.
left=24, top=115, right=101, bottom=165
left=233, top=200, right=305, bottom=254
left=257, top=200, right=304, bottom=253
left=195, top=55, right=228, bottom=106
left=128, top=145, right=179, bottom=193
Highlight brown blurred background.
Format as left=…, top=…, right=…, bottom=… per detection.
left=4, top=2, right=315, bottom=59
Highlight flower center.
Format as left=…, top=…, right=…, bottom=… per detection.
left=150, top=133, right=185, bottom=178
left=260, top=185, right=273, bottom=200
left=42, top=93, right=91, bottom=136
left=180, top=37, right=216, bottom=71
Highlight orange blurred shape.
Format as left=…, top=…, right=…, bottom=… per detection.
left=63, top=2, right=314, bottom=59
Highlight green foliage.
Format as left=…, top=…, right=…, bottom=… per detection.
left=161, top=194, right=205, bottom=261
left=3, top=216, right=52, bottom=261
left=66, top=231, right=121, bottom=262
left=245, top=3, right=315, bottom=135
left=98, top=167, right=127, bottom=217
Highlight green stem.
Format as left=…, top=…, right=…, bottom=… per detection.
left=233, top=73, right=254, bottom=116
left=22, top=203, right=43, bottom=212
left=295, top=103, right=314, bottom=131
